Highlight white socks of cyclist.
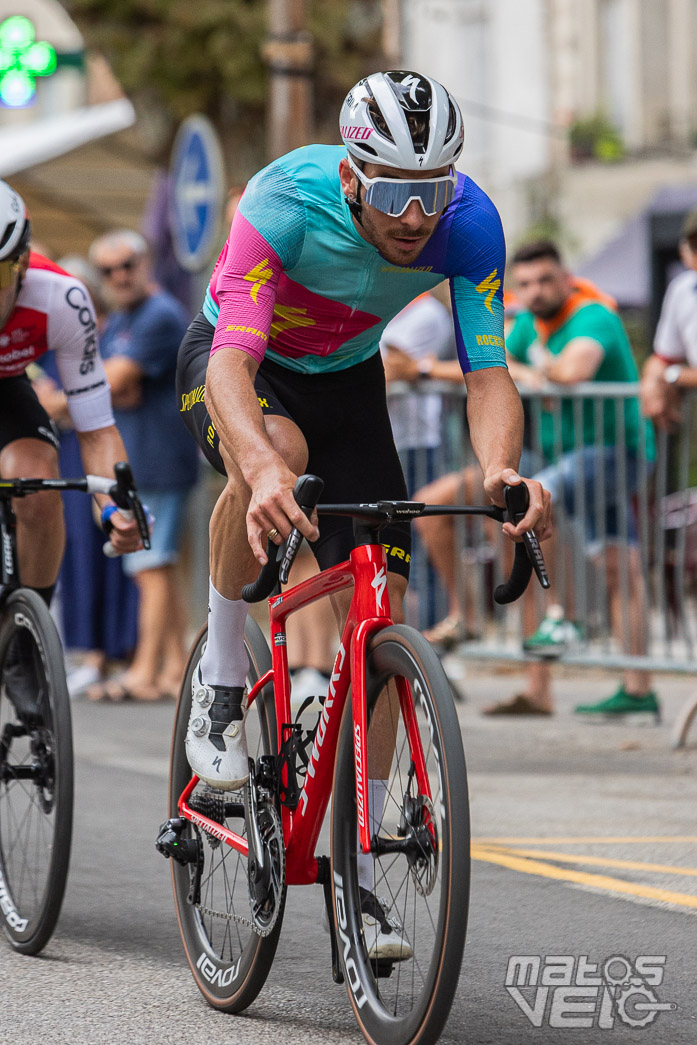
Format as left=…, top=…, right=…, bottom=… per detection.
left=200, top=580, right=249, bottom=688
left=356, top=779, right=388, bottom=891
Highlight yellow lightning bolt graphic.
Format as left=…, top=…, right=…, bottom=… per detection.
left=476, top=268, right=502, bottom=314
left=244, top=259, right=275, bottom=304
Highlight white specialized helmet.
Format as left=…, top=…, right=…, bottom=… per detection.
left=0, top=180, right=30, bottom=261
left=339, top=70, right=464, bottom=171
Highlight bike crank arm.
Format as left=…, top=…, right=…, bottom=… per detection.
left=245, top=759, right=266, bottom=878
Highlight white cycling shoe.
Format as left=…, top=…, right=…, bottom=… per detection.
left=185, top=663, right=249, bottom=790
left=323, top=887, right=413, bottom=962
left=359, top=888, right=414, bottom=962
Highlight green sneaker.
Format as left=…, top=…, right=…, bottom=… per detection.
left=575, top=686, right=661, bottom=722
left=523, top=606, right=583, bottom=659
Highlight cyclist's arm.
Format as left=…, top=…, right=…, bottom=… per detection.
left=47, top=277, right=141, bottom=552
left=74, top=427, right=140, bottom=552
left=465, top=366, right=551, bottom=540
left=445, top=196, right=551, bottom=538
left=205, top=349, right=319, bottom=563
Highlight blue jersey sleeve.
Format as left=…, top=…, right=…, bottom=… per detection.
left=237, top=160, right=307, bottom=270
left=444, top=183, right=506, bottom=373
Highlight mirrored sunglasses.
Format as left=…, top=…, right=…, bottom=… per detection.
left=348, top=156, right=457, bottom=218
left=0, top=259, right=21, bottom=290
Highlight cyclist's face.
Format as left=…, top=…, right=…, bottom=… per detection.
left=92, top=244, right=150, bottom=310
left=0, top=252, right=28, bottom=328
left=340, top=160, right=448, bottom=265
left=513, top=258, right=571, bottom=320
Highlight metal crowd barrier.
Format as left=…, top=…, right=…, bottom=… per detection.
left=387, top=380, right=697, bottom=748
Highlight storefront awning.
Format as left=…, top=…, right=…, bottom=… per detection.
left=0, top=97, right=135, bottom=177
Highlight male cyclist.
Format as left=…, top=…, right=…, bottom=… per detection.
left=0, top=181, right=144, bottom=708
left=177, top=70, right=551, bottom=956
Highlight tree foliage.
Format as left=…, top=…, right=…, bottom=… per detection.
left=64, top=0, right=385, bottom=168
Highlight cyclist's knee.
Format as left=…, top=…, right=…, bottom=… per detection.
left=0, top=437, right=59, bottom=482
left=266, top=416, right=308, bottom=476
left=388, top=573, right=408, bottom=624
left=15, top=488, right=63, bottom=532
left=0, top=440, right=62, bottom=530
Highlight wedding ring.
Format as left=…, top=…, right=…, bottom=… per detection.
left=267, top=527, right=280, bottom=541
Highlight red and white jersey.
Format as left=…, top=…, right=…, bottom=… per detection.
left=0, top=252, right=114, bottom=432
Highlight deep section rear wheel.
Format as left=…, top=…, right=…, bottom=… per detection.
left=169, top=617, right=283, bottom=1011
left=331, top=624, right=470, bottom=1045
left=0, top=589, right=73, bottom=955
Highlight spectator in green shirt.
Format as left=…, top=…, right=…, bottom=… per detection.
left=493, top=239, right=658, bottom=719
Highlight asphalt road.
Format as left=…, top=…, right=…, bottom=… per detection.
left=2, top=665, right=697, bottom=1044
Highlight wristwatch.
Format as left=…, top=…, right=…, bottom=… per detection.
left=418, top=358, right=434, bottom=379
left=664, top=363, right=684, bottom=385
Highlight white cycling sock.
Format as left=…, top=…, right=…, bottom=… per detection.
left=200, top=580, right=249, bottom=689
left=356, top=779, right=388, bottom=892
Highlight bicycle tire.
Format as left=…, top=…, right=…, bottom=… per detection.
left=0, top=589, right=73, bottom=955
left=169, top=617, right=283, bottom=1012
left=331, top=624, right=470, bottom=1045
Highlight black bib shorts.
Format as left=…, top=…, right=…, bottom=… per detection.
left=0, top=374, right=60, bottom=455
left=176, top=312, right=412, bottom=579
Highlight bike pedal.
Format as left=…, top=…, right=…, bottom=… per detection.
left=155, top=817, right=199, bottom=866
left=371, top=959, right=395, bottom=979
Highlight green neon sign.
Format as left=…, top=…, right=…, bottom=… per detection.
left=0, top=16, right=57, bottom=108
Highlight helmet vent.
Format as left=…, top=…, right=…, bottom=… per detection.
left=445, top=101, right=457, bottom=143
left=367, top=100, right=394, bottom=143
left=0, top=221, right=16, bottom=252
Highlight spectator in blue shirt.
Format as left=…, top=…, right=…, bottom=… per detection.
left=88, top=230, right=198, bottom=702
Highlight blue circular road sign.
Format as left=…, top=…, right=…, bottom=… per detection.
left=169, top=114, right=225, bottom=272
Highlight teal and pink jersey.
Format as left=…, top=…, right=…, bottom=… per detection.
left=204, top=145, right=506, bottom=375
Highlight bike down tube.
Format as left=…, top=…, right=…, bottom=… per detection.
left=275, top=544, right=391, bottom=885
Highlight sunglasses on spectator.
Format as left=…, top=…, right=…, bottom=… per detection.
left=97, top=256, right=140, bottom=278
left=0, top=259, right=21, bottom=289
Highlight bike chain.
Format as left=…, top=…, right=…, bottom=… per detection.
left=194, top=901, right=273, bottom=936
left=192, top=801, right=285, bottom=938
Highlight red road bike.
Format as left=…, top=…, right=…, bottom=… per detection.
left=158, top=475, right=547, bottom=1045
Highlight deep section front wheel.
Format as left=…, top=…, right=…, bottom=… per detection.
left=331, top=624, right=470, bottom=1045
left=168, top=617, right=283, bottom=1012
left=0, top=589, right=73, bottom=955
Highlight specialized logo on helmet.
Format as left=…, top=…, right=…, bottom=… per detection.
left=244, top=259, right=274, bottom=303
left=476, top=268, right=501, bottom=314
left=340, top=125, right=372, bottom=141
left=399, top=74, right=423, bottom=106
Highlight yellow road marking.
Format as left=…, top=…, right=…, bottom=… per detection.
left=485, top=845, right=697, bottom=878
left=471, top=845, right=697, bottom=910
left=473, top=836, right=697, bottom=846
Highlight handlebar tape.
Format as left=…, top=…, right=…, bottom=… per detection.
left=241, top=474, right=324, bottom=603
left=493, top=484, right=534, bottom=605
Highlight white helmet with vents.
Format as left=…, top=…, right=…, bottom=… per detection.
left=0, top=181, right=30, bottom=261
left=339, top=70, right=464, bottom=171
